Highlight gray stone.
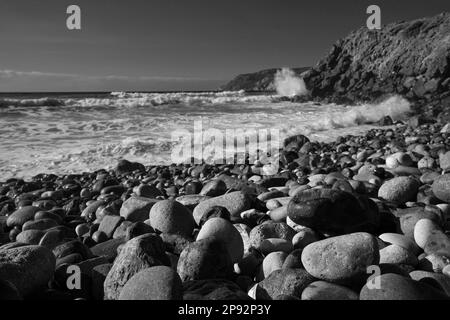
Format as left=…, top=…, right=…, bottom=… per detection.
left=200, top=180, right=227, bottom=197
left=91, top=263, right=112, bottom=300
left=432, top=174, right=450, bottom=203
left=302, top=232, right=379, bottom=285
left=257, top=268, right=315, bottom=300
left=192, top=191, right=253, bottom=225
left=378, top=177, right=420, bottom=204
left=0, top=245, right=55, bottom=297
left=90, top=237, right=126, bottom=262
left=103, top=233, right=169, bottom=300
left=301, top=281, right=359, bottom=300
left=183, top=279, right=250, bottom=300
left=249, top=222, right=296, bottom=252
left=22, top=218, right=58, bottom=231
left=196, top=217, right=244, bottom=263
left=360, top=273, right=449, bottom=300
left=287, top=189, right=372, bottom=236
left=16, top=230, right=45, bottom=245
left=177, top=238, right=233, bottom=282
left=120, top=196, right=158, bottom=222
left=149, top=200, right=195, bottom=237
left=98, top=215, right=124, bottom=238
left=6, top=206, right=40, bottom=228
left=118, top=266, right=182, bottom=300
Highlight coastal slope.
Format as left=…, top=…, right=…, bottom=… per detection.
left=303, top=12, right=450, bottom=115
left=222, top=13, right=450, bottom=120
left=220, top=67, right=309, bottom=92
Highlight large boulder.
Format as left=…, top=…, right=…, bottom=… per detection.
left=149, top=200, right=195, bottom=237
left=53, top=240, right=92, bottom=261
left=432, top=174, right=450, bottom=203
left=103, top=234, right=170, bottom=300
left=192, top=191, right=253, bottom=225
left=301, top=281, right=359, bottom=300
left=115, top=159, right=145, bottom=175
left=118, top=266, right=183, bottom=300
left=301, top=232, right=379, bottom=285
left=133, top=184, right=163, bottom=198
left=175, top=195, right=211, bottom=211
left=22, top=218, right=58, bottom=231
left=98, top=215, right=124, bottom=239
left=422, top=229, right=450, bottom=257
left=379, top=244, right=418, bottom=266
left=91, top=263, right=112, bottom=300
left=196, top=217, right=244, bottom=263
left=177, top=238, right=233, bottom=282
left=200, top=180, right=227, bottom=197
left=183, top=279, right=250, bottom=300
left=0, top=245, right=56, bottom=297
left=378, top=177, right=420, bottom=204
left=120, top=196, right=158, bottom=222
left=287, top=189, right=370, bottom=236
left=397, top=206, right=442, bottom=239
left=249, top=222, right=296, bottom=252
left=439, top=151, right=450, bottom=171
left=360, top=273, right=449, bottom=300
left=409, top=270, right=450, bottom=296
left=6, top=206, right=40, bottom=228
left=15, top=230, right=45, bottom=245
left=261, top=251, right=288, bottom=278
left=256, top=268, right=315, bottom=300
left=90, top=238, right=126, bottom=262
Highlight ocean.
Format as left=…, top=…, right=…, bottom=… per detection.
left=0, top=91, right=411, bottom=180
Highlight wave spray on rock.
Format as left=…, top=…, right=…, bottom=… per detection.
left=274, top=68, right=308, bottom=96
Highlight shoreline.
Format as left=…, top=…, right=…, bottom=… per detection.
left=0, top=107, right=449, bottom=300
left=0, top=122, right=399, bottom=182
left=0, top=92, right=413, bottom=182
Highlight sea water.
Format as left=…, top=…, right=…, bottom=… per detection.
left=0, top=91, right=411, bottom=180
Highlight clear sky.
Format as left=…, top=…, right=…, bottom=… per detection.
left=0, top=0, right=449, bottom=92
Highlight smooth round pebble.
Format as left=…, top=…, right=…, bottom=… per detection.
left=149, top=200, right=195, bottom=237
left=292, top=228, right=319, bottom=250
left=259, top=238, right=293, bottom=254
left=262, top=251, right=288, bottom=278
left=301, top=281, right=359, bottom=300
left=414, top=218, right=441, bottom=249
left=118, top=266, right=182, bottom=300
left=196, top=217, right=244, bottom=263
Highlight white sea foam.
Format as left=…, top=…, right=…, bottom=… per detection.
left=305, top=95, right=411, bottom=131
left=274, top=68, right=308, bottom=96
left=0, top=92, right=411, bottom=180
left=0, top=91, right=278, bottom=108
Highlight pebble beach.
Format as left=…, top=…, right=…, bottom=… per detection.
left=1, top=118, right=450, bottom=300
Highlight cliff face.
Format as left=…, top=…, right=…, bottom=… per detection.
left=221, top=67, right=309, bottom=92
left=303, top=12, right=450, bottom=116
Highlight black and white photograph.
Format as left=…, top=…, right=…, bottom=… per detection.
left=0, top=0, right=450, bottom=306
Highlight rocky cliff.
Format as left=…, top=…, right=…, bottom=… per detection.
left=303, top=12, right=450, bottom=118
left=221, top=67, right=309, bottom=92
left=222, top=13, right=450, bottom=120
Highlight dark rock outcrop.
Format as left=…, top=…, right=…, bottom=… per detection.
left=303, top=12, right=450, bottom=118
left=221, top=13, right=450, bottom=120
left=221, top=67, right=309, bottom=92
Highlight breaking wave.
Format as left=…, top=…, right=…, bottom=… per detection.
left=0, top=91, right=283, bottom=108
left=304, top=95, right=411, bottom=132
left=0, top=91, right=412, bottom=179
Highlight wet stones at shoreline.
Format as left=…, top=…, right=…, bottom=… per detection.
left=0, top=121, right=449, bottom=300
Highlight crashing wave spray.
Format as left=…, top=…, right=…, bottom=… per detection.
left=308, top=95, right=412, bottom=131
left=274, top=68, right=308, bottom=96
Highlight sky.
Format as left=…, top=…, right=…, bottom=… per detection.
left=0, top=0, right=449, bottom=92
